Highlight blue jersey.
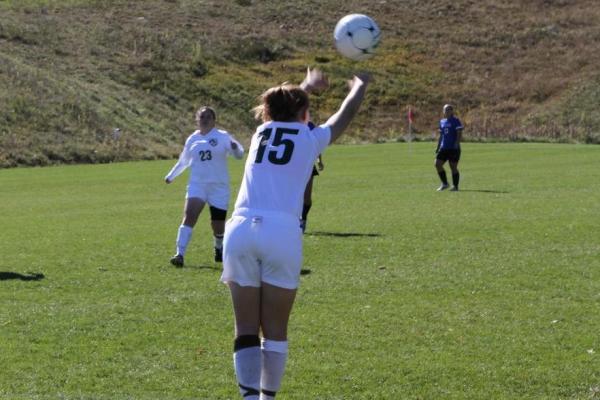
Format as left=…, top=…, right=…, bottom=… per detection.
left=439, top=117, right=463, bottom=150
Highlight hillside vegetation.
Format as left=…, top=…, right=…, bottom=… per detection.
left=1, top=0, right=600, bottom=167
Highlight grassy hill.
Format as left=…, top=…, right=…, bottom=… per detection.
left=1, top=0, right=600, bottom=167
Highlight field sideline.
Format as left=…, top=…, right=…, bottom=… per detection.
left=1, top=142, right=599, bottom=399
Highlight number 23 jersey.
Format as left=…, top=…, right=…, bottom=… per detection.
left=165, top=128, right=243, bottom=185
left=234, top=121, right=331, bottom=218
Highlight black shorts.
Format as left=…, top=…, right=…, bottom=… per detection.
left=436, top=148, right=461, bottom=162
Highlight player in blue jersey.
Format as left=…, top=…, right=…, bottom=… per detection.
left=435, top=104, right=464, bottom=191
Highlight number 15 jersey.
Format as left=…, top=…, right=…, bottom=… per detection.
left=234, top=121, right=331, bottom=218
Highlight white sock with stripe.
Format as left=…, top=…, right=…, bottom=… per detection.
left=260, top=339, right=288, bottom=399
left=234, top=335, right=261, bottom=399
left=175, top=224, right=193, bottom=255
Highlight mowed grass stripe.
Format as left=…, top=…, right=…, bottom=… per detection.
left=1, top=142, right=598, bottom=399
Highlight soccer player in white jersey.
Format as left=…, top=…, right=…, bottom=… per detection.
left=165, top=106, right=244, bottom=267
left=220, top=68, right=369, bottom=400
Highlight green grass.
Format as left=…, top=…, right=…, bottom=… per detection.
left=1, top=142, right=599, bottom=399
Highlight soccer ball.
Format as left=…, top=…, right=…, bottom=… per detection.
left=333, top=14, right=381, bottom=61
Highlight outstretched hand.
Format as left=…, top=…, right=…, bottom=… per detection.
left=348, top=72, right=371, bottom=89
left=301, top=67, right=329, bottom=93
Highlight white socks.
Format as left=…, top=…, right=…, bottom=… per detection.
left=260, top=339, right=288, bottom=400
left=175, top=224, right=193, bottom=255
left=234, top=335, right=261, bottom=399
left=233, top=336, right=289, bottom=399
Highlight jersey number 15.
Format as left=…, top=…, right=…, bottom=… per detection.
left=254, top=127, right=298, bottom=165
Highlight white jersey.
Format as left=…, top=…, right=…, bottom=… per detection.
left=234, top=121, right=331, bottom=218
left=165, top=128, right=244, bottom=185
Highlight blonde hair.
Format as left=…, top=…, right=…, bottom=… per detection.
left=253, top=84, right=309, bottom=122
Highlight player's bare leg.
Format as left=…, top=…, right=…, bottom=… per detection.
left=259, top=283, right=297, bottom=400
left=209, top=206, right=227, bottom=262
left=171, top=197, right=205, bottom=267
left=435, top=159, right=449, bottom=191
left=228, top=282, right=296, bottom=400
left=211, top=218, right=226, bottom=262
left=301, top=176, right=314, bottom=233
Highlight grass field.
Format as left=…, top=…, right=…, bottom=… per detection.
left=1, top=142, right=599, bottom=399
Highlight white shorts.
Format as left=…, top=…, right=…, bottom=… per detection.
left=186, top=182, right=230, bottom=210
left=220, top=208, right=303, bottom=289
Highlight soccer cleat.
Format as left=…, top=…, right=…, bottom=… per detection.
left=214, top=247, right=223, bottom=263
left=437, top=183, right=450, bottom=191
left=170, top=254, right=184, bottom=267
left=299, top=220, right=306, bottom=233
left=450, top=186, right=459, bottom=191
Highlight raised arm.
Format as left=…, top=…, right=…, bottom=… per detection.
left=326, top=73, right=370, bottom=144
left=300, top=67, right=329, bottom=94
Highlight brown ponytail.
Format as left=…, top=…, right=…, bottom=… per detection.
left=253, top=84, right=309, bottom=122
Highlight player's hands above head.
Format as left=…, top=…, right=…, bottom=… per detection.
left=348, top=73, right=371, bottom=89
left=301, top=67, right=329, bottom=93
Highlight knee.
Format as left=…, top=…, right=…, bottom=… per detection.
left=236, top=323, right=260, bottom=337
left=182, top=216, right=198, bottom=227
left=234, top=334, right=261, bottom=352
left=261, top=322, right=288, bottom=341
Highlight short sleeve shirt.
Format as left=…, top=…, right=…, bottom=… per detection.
left=180, top=129, right=237, bottom=184
left=439, top=117, right=464, bottom=150
left=234, top=121, right=331, bottom=218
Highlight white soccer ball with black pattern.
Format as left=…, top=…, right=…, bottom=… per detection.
left=334, top=14, right=381, bottom=61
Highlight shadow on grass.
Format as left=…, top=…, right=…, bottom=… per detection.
left=182, top=264, right=222, bottom=271
left=179, top=264, right=312, bottom=276
left=0, top=272, right=45, bottom=281
left=307, top=231, right=382, bottom=238
left=460, top=189, right=509, bottom=194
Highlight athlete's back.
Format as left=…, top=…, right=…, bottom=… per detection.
left=234, top=121, right=331, bottom=218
